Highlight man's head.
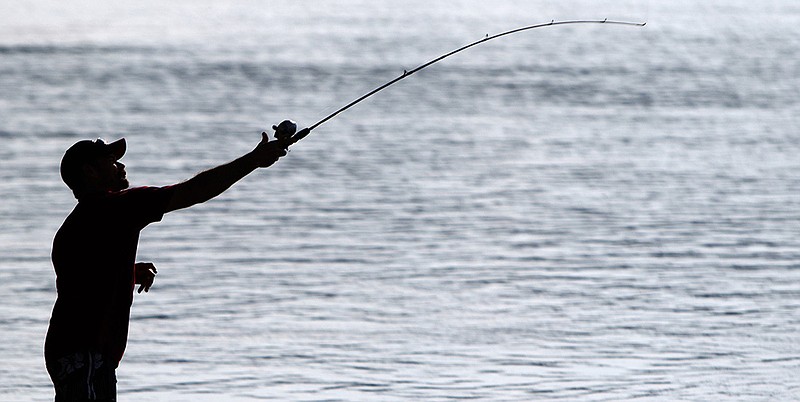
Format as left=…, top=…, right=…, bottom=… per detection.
left=60, top=138, right=129, bottom=198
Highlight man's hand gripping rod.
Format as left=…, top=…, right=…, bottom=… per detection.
left=269, top=19, right=645, bottom=146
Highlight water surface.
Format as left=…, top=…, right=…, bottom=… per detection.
left=1, top=1, right=799, bottom=400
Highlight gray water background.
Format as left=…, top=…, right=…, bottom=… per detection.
left=1, top=0, right=799, bottom=400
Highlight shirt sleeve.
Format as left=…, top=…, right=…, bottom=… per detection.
left=116, top=186, right=176, bottom=229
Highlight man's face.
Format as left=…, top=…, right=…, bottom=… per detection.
left=87, top=154, right=129, bottom=192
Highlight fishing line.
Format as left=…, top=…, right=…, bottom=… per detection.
left=277, top=19, right=646, bottom=145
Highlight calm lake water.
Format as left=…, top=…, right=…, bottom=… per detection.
left=1, top=1, right=799, bottom=400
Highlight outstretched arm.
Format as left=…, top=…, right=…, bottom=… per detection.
left=165, top=133, right=287, bottom=212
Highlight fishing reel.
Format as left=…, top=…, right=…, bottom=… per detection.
left=272, top=119, right=297, bottom=141
left=272, top=120, right=312, bottom=148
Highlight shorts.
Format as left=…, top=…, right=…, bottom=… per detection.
left=47, top=351, right=117, bottom=402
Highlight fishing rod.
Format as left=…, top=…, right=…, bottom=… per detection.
left=273, top=18, right=646, bottom=144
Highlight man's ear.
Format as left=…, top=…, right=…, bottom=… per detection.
left=81, top=163, right=98, bottom=181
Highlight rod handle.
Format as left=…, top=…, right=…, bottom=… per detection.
left=287, top=127, right=311, bottom=146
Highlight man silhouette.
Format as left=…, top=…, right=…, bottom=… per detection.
left=45, top=127, right=294, bottom=401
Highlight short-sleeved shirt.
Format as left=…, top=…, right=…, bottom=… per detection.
left=45, top=186, right=174, bottom=369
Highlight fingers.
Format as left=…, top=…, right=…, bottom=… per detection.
left=137, top=276, right=154, bottom=293
left=254, top=131, right=291, bottom=167
left=135, top=262, right=157, bottom=294
left=265, top=141, right=288, bottom=158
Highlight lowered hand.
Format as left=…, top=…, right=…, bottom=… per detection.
left=135, top=262, right=158, bottom=293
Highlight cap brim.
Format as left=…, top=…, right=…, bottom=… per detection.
left=107, top=138, right=126, bottom=160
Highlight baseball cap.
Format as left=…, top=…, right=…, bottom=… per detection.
left=60, top=138, right=126, bottom=191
